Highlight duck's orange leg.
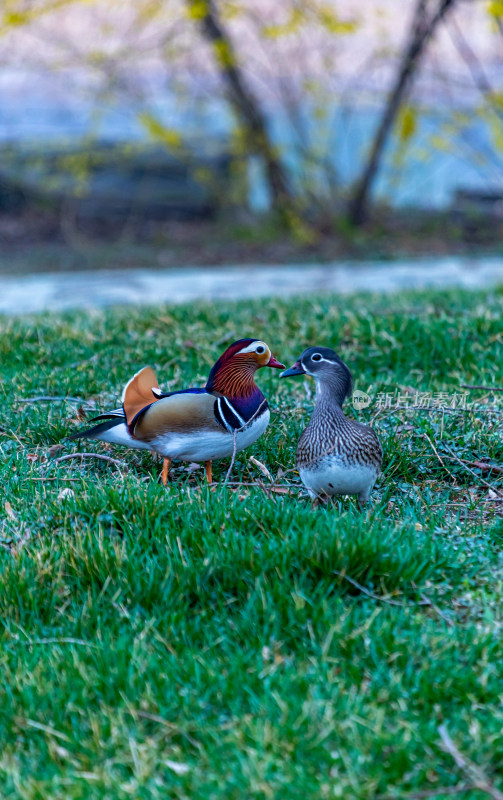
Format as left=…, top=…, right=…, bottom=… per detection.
left=161, top=457, right=171, bottom=486
left=204, top=460, right=213, bottom=484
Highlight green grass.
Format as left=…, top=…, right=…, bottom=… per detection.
left=1, top=287, right=503, bottom=799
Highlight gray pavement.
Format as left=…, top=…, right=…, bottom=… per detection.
left=1, top=256, right=502, bottom=315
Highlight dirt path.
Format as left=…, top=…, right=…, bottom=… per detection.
left=2, top=257, right=502, bottom=315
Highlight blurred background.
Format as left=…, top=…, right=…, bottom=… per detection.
left=0, top=0, right=502, bottom=283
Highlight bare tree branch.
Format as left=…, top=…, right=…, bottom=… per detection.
left=187, top=0, right=293, bottom=215
left=349, top=0, right=458, bottom=226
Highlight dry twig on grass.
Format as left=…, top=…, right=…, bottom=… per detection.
left=377, top=781, right=472, bottom=799
left=471, top=461, right=503, bottom=475
left=419, top=592, right=454, bottom=628
left=443, top=444, right=503, bottom=498
left=48, top=452, right=127, bottom=470
left=438, top=724, right=503, bottom=800
left=422, top=433, right=460, bottom=487
left=335, top=572, right=455, bottom=626
left=17, top=637, right=98, bottom=648
left=334, top=571, right=428, bottom=608
left=461, top=385, right=503, bottom=393
left=17, top=396, right=89, bottom=404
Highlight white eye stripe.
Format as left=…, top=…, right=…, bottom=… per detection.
left=307, top=355, right=336, bottom=366
left=236, top=341, right=269, bottom=355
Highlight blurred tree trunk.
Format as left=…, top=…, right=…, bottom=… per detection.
left=187, top=0, right=293, bottom=215
left=348, top=0, right=458, bottom=226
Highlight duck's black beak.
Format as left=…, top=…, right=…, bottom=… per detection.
left=280, top=360, right=305, bottom=378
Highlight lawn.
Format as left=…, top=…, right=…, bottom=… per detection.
left=0, top=287, right=502, bottom=800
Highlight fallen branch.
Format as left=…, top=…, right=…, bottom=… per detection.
left=471, top=461, right=503, bottom=475
left=125, top=709, right=200, bottom=748
left=225, top=481, right=298, bottom=490
left=461, top=385, right=503, bottom=393
left=438, top=724, right=503, bottom=800
left=18, top=637, right=98, bottom=648
left=48, top=452, right=126, bottom=470
left=377, top=782, right=472, bottom=799
left=371, top=405, right=479, bottom=425
left=333, top=571, right=424, bottom=608
left=422, top=433, right=460, bottom=486
left=419, top=591, right=454, bottom=628
left=443, top=444, right=503, bottom=498
left=28, top=477, right=80, bottom=482
left=334, top=572, right=457, bottom=626
left=17, top=396, right=90, bottom=404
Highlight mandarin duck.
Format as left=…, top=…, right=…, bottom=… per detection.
left=281, top=347, right=382, bottom=505
left=70, top=338, right=284, bottom=484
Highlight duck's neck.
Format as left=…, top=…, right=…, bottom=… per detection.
left=314, top=375, right=350, bottom=411
left=208, top=364, right=265, bottom=416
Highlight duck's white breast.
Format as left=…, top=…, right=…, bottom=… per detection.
left=300, top=455, right=378, bottom=499
left=151, top=408, right=270, bottom=462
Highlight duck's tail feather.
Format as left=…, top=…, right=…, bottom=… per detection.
left=67, top=418, right=123, bottom=441
left=88, top=408, right=124, bottom=422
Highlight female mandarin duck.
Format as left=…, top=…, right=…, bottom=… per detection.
left=70, top=338, right=284, bottom=484
left=281, top=347, right=382, bottom=506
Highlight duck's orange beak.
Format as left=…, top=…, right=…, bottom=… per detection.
left=267, top=354, right=285, bottom=369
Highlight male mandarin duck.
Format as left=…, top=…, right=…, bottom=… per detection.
left=70, top=338, right=284, bottom=484
left=280, top=347, right=382, bottom=506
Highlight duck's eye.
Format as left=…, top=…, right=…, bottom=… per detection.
left=256, top=345, right=266, bottom=354
left=311, top=353, right=322, bottom=362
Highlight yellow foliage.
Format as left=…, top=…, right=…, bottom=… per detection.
left=430, top=134, right=451, bottom=152
left=263, top=4, right=356, bottom=38
left=487, top=110, right=503, bottom=152
left=489, top=92, right=503, bottom=111
left=138, top=113, right=182, bottom=148
left=262, top=8, right=305, bottom=38
left=317, top=4, right=357, bottom=34
left=3, top=11, right=27, bottom=26
left=1, top=0, right=96, bottom=35
left=138, top=2, right=164, bottom=24
left=221, top=2, right=240, bottom=21
left=397, top=107, right=417, bottom=142
left=186, top=0, right=207, bottom=21
left=487, top=0, right=503, bottom=18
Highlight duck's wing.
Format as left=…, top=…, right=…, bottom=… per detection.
left=120, top=366, right=220, bottom=442
left=131, top=391, right=221, bottom=442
